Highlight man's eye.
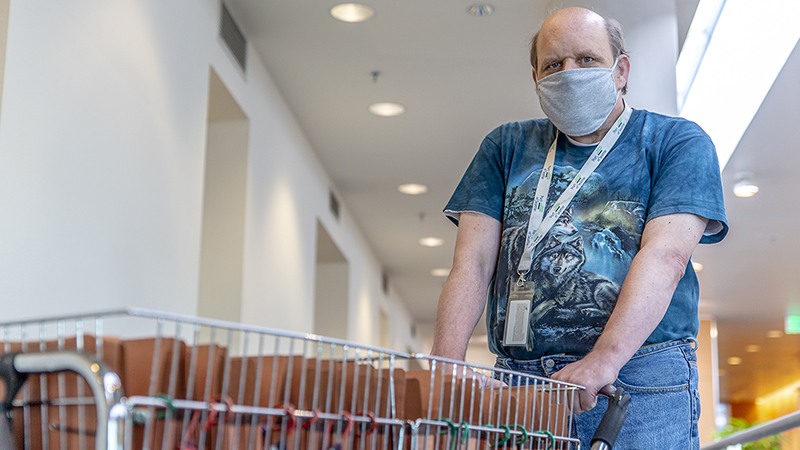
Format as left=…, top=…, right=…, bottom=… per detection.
left=581, top=57, right=595, bottom=63
left=548, top=62, right=561, bottom=70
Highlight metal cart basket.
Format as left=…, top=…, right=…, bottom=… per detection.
left=1, top=307, right=594, bottom=450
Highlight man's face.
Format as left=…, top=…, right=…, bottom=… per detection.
left=533, top=9, right=617, bottom=82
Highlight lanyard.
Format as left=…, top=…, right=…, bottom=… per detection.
left=515, top=104, right=632, bottom=285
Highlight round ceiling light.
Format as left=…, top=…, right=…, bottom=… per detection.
left=732, top=172, right=759, bottom=198
left=419, top=237, right=444, bottom=247
left=398, top=183, right=428, bottom=195
left=767, top=330, right=783, bottom=338
left=733, top=180, right=759, bottom=197
left=369, top=102, right=405, bottom=117
left=330, top=3, right=375, bottom=23
left=691, top=261, right=703, bottom=272
left=430, top=268, right=451, bottom=277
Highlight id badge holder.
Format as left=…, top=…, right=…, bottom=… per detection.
left=502, top=299, right=530, bottom=346
left=503, top=276, right=534, bottom=347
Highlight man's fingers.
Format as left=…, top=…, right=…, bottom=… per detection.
left=482, top=377, right=508, bottom=388
left=598, top=384, right=617, bottom=398
left=573, top=390, right=597, bottom=413
left=582, top=392, right=597, bottom=412
left=572, top=385, right=616, bottom=412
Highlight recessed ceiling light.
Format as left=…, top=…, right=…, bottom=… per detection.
left=369, top=102, right=405, bottom=117
left=330, top=3, right=375, bottom=23
left=745, top=345, right=761, bottom=353
left=692, top=261, right=703, bottom=272
left=468, top=4, right=494, bottom=16
left=727, top=356, right=742, bottom=365
left=733, top=179, right=759, bottom=197
left=398, top=183, right=428, bottom=195
left=419, top=237, right=444, bottom=247
left=431, top=268, right=451, bottom=277
left=767, top=330, right=783, bottom=338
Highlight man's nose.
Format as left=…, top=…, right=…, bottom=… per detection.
left=562, top=59, right=579, bottom=71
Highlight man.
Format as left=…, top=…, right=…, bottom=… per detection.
left=431, top=7, right=727, bottom=448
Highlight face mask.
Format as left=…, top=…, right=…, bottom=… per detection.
left=536, top=58, right=620, bottom=137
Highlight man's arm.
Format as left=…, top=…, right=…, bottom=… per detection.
left=431, top=212, right=502, bottom=360
left=551, top=212, right=708, bottom=412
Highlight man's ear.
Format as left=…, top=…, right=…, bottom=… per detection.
left=615, top=54, right=630, bottom=91
left=532, top=68, right=539, bottom=85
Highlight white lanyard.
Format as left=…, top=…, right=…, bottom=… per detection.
left=515, top=104, right=632, bottom=285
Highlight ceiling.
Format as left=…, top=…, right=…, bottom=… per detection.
left=227, top=0, right=800, bottom=404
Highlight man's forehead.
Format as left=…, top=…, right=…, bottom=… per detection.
left=536, top=9, right=612, bottom=58
left=539, top=9, right=606, bottom=39
left=541, top=7, right=605, bottom=31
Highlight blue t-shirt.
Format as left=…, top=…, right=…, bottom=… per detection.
left=444, top=108, right=728, bottom=360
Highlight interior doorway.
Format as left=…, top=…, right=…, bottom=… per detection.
left=197, top=68, right=249, bottom=327
left=313, top=221, right=349, bottom=340
left=379, top=308, right=389, bottom=349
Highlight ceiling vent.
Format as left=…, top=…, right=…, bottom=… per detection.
left=220, top=3, right=247, bottom=72
left=329, top=190, right=341, bottom=221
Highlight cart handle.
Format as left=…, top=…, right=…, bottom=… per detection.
left=2, top=351, right=125, bottom=450
left=590, top=386, right=631, bottom=450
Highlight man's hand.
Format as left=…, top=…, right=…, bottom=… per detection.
left=459, top=365, right=508, bottom=389
left=550, top=353, right=618, bottom=412
left=435, top=360, right=508, bottom=388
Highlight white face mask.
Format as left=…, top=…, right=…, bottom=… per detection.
left=536, top=58, right=620, bottom=137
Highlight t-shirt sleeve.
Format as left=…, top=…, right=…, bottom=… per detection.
left=444, top=133, right=506, bottom=226
left=646, top=120, right=728, bottom=244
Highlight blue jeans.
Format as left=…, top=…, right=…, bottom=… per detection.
left=495, top=339, right=700, bottom=449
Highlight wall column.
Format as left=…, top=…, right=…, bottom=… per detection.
left=697, top=318, right=720, bottom=445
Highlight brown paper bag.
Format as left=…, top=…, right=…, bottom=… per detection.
left=274, top=359, right=405, bottom=450
left=403, top=371, right=519, bottom=450
left=216, top=355, right=293, bottom=450
left=122, top=337, right=187, bottom=450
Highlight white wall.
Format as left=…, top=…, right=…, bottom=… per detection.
left=0, top=0, right=9, bottom=121
left=0, top=0, right=422, bottom=354
left=0, top=1, right=213, bottom=317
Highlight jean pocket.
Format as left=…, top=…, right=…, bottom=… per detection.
left=615, top=346, right=691, bottom=394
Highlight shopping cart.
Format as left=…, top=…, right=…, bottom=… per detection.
left=0, top=308, right=628, bottom=450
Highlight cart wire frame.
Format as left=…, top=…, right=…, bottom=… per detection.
left=1, top=308, right=583, bottom=450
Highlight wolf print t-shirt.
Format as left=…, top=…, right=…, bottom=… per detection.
left=444, top=108, right=728, bottom=360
